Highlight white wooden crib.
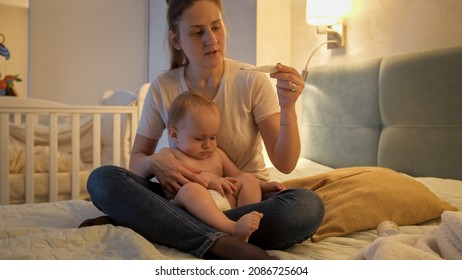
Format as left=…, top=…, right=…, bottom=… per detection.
left=0, top=84, right=149, bottom=205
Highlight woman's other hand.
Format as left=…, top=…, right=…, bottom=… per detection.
left=152, top=151, right=208, bottom=196
left=130, top=134, right=208, bottom=196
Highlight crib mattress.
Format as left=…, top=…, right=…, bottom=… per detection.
left=8, top=171, right=90, bottom=204
left=1, top=159, right=461, bottom=260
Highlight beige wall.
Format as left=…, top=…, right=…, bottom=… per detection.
left=0, top=3, right=28, bottom=97
left=256, top=0, right=291, bottom=66
left=291, top=0, right=462, bottom=72
left=29, top=0, right=148, bottom=105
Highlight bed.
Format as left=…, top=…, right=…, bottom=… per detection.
left=0, top=46, right=461, bottom=260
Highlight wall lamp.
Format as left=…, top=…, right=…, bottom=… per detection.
left=302, top=0, right=352, bottom=79
left=306, top=0, right=350, bottom=49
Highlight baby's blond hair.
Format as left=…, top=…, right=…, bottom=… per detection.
left=168, top=92, right=219, bottom=128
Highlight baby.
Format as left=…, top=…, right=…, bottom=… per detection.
left=159, top=92, right=281, bottom=242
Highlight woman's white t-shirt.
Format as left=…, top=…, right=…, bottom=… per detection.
left=137, top=58, right=280, bottom=180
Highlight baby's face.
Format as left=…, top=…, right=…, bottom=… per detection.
left=175, top=108, right=220, bottom=160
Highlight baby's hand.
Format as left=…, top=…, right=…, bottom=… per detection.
left=261, top=181, right=286, bottom=193
left=208, top=177, right=238, bottom=197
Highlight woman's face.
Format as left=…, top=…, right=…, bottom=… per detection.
left=173, top=1, right=226, bottom=69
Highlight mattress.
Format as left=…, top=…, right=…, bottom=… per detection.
left=1, top=159, right=461, bottom=260
left=9, top=171, right=90, bottom=204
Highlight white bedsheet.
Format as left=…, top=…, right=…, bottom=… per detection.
left=1, top=159, right=461, bottom=260
left=0, top=200, right=172, bottom=260
left=352, top=211, right=462, bottom=260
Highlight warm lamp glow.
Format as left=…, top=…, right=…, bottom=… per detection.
left=302, top=0, right=353, bottom=79
left=306, top=0, right=352, bottom=26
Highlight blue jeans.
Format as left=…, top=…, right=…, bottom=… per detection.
left=87, top=165, right=324, bottom=258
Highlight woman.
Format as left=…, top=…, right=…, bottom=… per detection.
left=84, top=0, right=324, bottom=259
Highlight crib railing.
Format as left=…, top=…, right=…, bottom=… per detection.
left=0, top=97, right=139, bottom=205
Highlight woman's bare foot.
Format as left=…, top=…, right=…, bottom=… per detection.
left=234, top=211, right=263, bottom=242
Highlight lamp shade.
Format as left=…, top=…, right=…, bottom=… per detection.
left=306, top=0, right=352, bottom=26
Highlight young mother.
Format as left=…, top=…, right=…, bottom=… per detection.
left=84, top=0, right=324, bottom=259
